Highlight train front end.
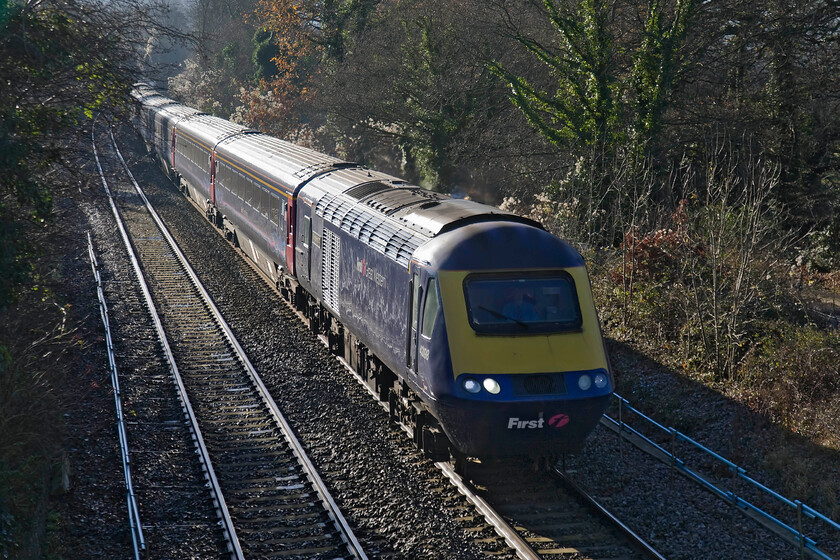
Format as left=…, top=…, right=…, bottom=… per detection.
left=415, top=220, right=613, bottom=458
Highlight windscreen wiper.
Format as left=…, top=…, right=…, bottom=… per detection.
left=479, top=305, right=529, bottom=329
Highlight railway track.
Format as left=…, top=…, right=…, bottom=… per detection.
left=91, top=123, right=232, bottom=558
left=93, top=119, right=367, bottom=559
left=335, top=350, right=663, bottom=560
left=440, top=457, right=665, bottom=560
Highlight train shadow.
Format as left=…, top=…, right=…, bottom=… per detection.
left=604, top=338, right=840, bottom=509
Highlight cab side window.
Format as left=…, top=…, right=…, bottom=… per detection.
left=421, top=278, right=439, bottom=338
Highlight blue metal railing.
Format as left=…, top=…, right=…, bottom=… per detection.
left=602, top=394, right=839, bottom=560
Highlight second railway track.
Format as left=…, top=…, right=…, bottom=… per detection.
left=93, top=119, right=367, bottom=559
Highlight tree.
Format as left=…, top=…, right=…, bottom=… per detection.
left=490, top=0, right=697, bottom=176
left=307, top=0, right=514, bottom=193
left=490, top=0, right=622, bottom=158
left=631, top=0, right=696, bottom=153
left=0, top=0, right=163, bottom=308
left=1, top=1, right=185, bottom=554
left=670, top=0, right=840, bottom=241
left=169, top=0, right=258, bottom=117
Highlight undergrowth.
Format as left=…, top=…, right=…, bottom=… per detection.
left=0, top=299, right=72, bottom=558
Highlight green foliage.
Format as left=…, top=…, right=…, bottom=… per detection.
left=631, top=0, right=696, bottom=146
left=490, top=0, right=621, bottom=153
left=317, top=0, right=383, bottom=62
left=252, top=29, right=280, bottom=82
left=489, top=0, right=698, bottom=246
left=394, top=16, right=482, bottom=191
left=492, top=0, right=696, bottom=158
left=0, top=0, right=131, bottom=308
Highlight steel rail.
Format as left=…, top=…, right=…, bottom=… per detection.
left=551, top=465, right=668, bottom=560
left=108, top=127, right=368, bottom=560
left=93, top=121, right=245, bottom=560
left=436, top=461, right=542, bottom=560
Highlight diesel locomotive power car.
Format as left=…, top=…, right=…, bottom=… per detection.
left=132, top=84, right=614, bottom=460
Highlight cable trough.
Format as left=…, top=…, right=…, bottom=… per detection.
left=93, top=119, right=367, bottom=560
left=86, top=232, right=146, bottom=560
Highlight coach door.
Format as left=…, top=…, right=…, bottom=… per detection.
left=209, top=154, right=216, bottom=204
left=407, top=268, right=422, bottom=375
left=296, top=207, right=312, bottom=286
left=408, top=266, right=441, bottom=380
left=285, top=199, right=295, bottom=274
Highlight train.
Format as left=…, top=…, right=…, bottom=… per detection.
left=131, top=83, right=614, bottom=461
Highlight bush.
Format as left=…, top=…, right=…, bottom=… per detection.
left=739, top=325, right=840, bottom=443
left=0, top=321, right=67, bottom=558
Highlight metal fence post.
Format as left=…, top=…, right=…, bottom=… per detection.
left=618, top=397, right=624, bottom=461
left=669, top=428, right=677, bottom=489
left=731, top=465, right=738, bottom=507
left=797, top=500, right=804, bottom=560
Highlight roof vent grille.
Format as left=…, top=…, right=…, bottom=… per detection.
left=345, top=182, right=392, bottom=200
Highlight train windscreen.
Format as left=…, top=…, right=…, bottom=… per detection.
left=463, top=272, right=582, bottom=334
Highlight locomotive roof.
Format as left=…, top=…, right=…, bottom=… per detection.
left=301, top=167, right=542, bottom=268
left=306, top=167, right=531, bottom=236
left=413, top=220, right=584, bottom=271
left=156, top=103, right=203, bottom=121
left=132, top=86, right=202, bottom=124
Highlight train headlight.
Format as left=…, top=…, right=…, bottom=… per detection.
left=482, top=378, right=501, bottom=395
left=594, top=373, right=608, bottom=389
left=463, top=378, right=481, bottom=394
left=577, top=374, right=593, bottom=391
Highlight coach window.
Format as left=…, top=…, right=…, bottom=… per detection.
left=270, top=195, right=279, bottom=226
left=463, top=272, right=582, bottom=334
left=421, top=278, right=440, bottom=338
left=246, top=183, right=254, bottom=206
left=412, top=273, right=422, bottom=331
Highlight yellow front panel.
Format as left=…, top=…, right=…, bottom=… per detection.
left=438, top=268, right=608, bottom=376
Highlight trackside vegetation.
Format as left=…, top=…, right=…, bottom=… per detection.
left=1, top=0, right=839, bottom=554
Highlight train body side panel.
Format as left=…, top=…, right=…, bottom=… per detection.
left=214, top=156, right=287, bottom=272
left=173, top=131, right=212, bottom=205
left=316, top=221, right=410, bottom=378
